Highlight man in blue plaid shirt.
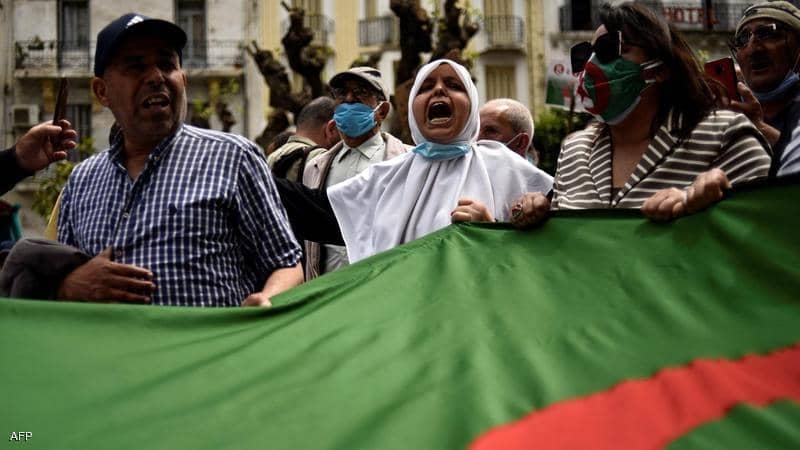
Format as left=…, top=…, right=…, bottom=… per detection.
left=56, top=13, right=303, bottom=307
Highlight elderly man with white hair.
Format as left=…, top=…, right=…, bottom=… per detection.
left=478, top=98, right=538, bottom=164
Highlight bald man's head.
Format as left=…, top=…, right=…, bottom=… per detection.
left=478, top=98, right=534, bottom=157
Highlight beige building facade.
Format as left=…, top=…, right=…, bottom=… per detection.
left=2, top=0, right=549, bottom=236
left=258, top=0, right=547, bottom=122
left=2, top=0, right=258, bottom=235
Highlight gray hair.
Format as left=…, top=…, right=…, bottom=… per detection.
left=483, top=98, right=534, bottom=138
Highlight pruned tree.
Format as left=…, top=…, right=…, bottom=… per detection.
left=246, top=41, right=301, bottom=148
left=389, top=0, right=479, bottom=143
left=188, top=79, right=240, bottom=134
left=432, top=0, right=480, bottom=64
left=246, top=41, right=308, bottom=115
left=247, top=1, right=480, bottom=147
left=281, top=1, right=328, bottom=99
left=247, top=2, right=331, bottom=150
left=216, top=102, right=236, bottom=133
left=259, top=109, right=292, bottom=152
left=390, top=0, right=433, bottom=86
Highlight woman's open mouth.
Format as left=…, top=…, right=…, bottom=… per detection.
left=427, top=101, right=453, bottom=125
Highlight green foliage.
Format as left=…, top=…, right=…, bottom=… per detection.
left=430, top=0, right=481, bottom=50
left=462, top=1, right=483, bottom=23
left=15, top=42, right=27, bottom=68
left=190, top=78, right=241, bottom=122
left=534, top=108, right=592, bottom=175
left=32, top=137, right=97, bottom=219
left=220, top=78, right=241, bottom=97
left=191, top=99, right=213, bottom=121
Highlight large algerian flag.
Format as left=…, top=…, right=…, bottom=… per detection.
left=2, top=180, right=799, bottom=449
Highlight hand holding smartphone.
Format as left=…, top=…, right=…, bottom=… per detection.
left=704, top=57, right=741, bottom=102
left=50, top=77, right=69, bottom=161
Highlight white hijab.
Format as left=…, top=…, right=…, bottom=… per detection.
left=408, top=59, right=480, bottom=146
left=328, top=60, right=553, bottom=263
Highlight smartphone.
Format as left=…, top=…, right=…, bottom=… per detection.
left=52, top=77, right=69, bottom=124
left=49, top=77, right=69, bottom=159
left=704, top=57, right=740, bottom=102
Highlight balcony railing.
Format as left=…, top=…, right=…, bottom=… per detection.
left=359, top=15, right=399, bottom=47
left=180, top=41, right=246, bottom=70
left=484, top=15, right=525, bottom=49
left=15, top=40, right=90, bottom=71
left=560, top=1, right=752, bottom=32
left=15, top=40, right=245, bottom=72
left=280, top=14, right=334, bottom=46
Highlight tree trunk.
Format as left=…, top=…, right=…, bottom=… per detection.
left=390, top=0, right=434, bottom=144
left=281, top=2, right=328, bottom=99
left=246, top=41, right=308, bottom=116
left=255, top=109, right=291, bottom=151
left=390, top=0, right=433, bottom=86
left=390, top=0, right=478, bottom=144
left=431, top=0, right=480, bottom=65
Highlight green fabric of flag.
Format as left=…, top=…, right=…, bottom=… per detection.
left=668, top=401, right=800, bottom=450
left=1, top=181, right=799, bottom=449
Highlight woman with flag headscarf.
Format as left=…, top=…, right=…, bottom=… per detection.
left=276, top=59, right=552, bottom=264
left=509, top=2, right=771, bottom=227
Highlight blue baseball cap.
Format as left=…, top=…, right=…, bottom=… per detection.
left=94, top=13, right=187, bottom=77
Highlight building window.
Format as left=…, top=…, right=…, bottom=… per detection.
left=560, top=0, right=596, bottom=32
left=177, top=0, right=207, bottom=68
left=58, top=0, right=90, bottom=69
left=486, top=65, right=516, bottom=100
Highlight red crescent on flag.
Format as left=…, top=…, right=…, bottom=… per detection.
left=469, top=343, right=800, bottom=450
left=579, top=62, right=610, bottom=115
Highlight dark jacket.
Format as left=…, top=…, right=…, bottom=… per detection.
left=0, top=238, right=90, bottom=300
left=0, top=147, right=34, bottom=196
left=768, top=86, right=800, bottom=177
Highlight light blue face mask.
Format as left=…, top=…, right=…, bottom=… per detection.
left=412, top=142, right=471, bottom=161
left=504, top=133, right=522, bottom=149
left=753, top=71, right=800, bottom=104
left=334, top=102, right=382, bottom=138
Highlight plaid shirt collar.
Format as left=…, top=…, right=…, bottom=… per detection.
left=107, top=124, right=184, bottom=173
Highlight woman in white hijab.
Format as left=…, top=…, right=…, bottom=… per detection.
left=326, top=59, right=553, bottom=262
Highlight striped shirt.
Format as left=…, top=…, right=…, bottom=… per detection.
left=552, top=110, right=771, bottom=210
left=777, top=123, right=800, bottom=177
left=57, top=124, right=302, bottom=307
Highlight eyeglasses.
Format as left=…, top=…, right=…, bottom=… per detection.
left=731, top=23, right=784, bottom=50
left=571, top=30, right=633, bottom=73
left=330, top=86, right=378, bottom=103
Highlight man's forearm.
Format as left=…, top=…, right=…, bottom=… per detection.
left=260, top=263, right=304, bottom=299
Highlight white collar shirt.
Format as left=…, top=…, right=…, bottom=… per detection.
left=326, top=132, right=386, bottom=187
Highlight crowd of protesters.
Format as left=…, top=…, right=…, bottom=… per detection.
left=1, top=1, right=798, bottom=306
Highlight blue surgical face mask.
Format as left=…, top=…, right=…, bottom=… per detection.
left=752, top=71, right=800, bottom=104
left=334, top=102, right=382, bottom=138
left=412, top=142, right=471, bottom=161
